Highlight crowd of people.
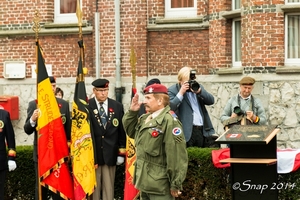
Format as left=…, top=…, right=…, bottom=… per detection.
left=1, top=68, right=267, bottom=200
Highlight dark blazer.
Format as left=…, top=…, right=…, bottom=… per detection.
left=88, top=97, right=126, bottom=166
left=0, top=110, right=15, bottom=170
left=168, top=83, right=215, bottom=141
left=23, top=98, right=71, bottom=162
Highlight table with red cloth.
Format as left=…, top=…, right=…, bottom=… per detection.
left=212, top=148, right=300, bottom=174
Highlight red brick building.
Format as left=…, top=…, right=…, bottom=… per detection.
left=1, top=0, right=299, bottom=81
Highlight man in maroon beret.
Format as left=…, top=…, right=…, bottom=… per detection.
left=122, top=83, right=188, bottom=199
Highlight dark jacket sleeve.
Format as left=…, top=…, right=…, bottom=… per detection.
left=23, top=100, right=37, bottom=135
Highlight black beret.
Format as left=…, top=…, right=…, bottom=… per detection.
left=92, top=79, right=109, bottom=88
left=49, top=76, right=56, bottom=83
left=146, top=78, right=161, bottom=87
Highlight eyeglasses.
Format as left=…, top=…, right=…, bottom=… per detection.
left=94, top=88, right=109, bottom=92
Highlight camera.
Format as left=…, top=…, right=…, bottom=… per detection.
left=233, top=106, right=244, bottom=116
left=187, top=69, right=200, bottom=92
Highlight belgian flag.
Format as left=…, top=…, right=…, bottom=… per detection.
left=36, top=41, right=74, bottom=199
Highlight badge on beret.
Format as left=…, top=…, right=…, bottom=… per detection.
left=0, top=120, right=4, bottom=128
left=112, top=118, right=119, bottom=127
left=61, top=116, right=66, bottom=124
left=172, top=127, right=182, bottom=136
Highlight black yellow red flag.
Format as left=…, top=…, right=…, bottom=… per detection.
left=71, top=40, right=96, bottom=200
left=124, top=45, right=140, bottom=200
left=36, top=41, right=74, bottom=199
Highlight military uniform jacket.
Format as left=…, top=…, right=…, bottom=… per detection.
left=122, top=105, right=188, bottom=195
left=0, top=110, right=16, bottom=170
left=88, top=97, right=126, bottom=166
left=23, top=98, right=71, bottom=162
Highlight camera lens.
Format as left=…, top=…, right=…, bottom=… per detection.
left=233, top=106, right=243, bottom=116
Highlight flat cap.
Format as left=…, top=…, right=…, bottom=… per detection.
left=144, top=84, right=168, bottom=94
left=92, top=79, right=109, bottom=88
left=239, top=76, right=255, bottom=85
left=146, top=78, right=161, bottom=87
left=49, top=76, right=56, bottom=83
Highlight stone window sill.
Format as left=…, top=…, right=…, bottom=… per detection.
left=221, top=9, right=241, bottom=19
left=276, top=66, right=300, bottom=74
left=281, top=4, right=300, bottom=13
left=0, top=22, right=93, bottom=37
left=217, top=68, right=243, bottom=75
left=147, top=17, right=209, bottom=31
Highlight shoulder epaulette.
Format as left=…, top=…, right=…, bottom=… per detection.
left=169, top=110, right=178, bottom=118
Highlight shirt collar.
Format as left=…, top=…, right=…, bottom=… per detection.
left=239, top=94, right=251, bottom=100
left=151, top=107, right=164, bottom=119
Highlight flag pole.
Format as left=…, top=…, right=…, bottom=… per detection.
left=32, top=9, right=42, bottom=200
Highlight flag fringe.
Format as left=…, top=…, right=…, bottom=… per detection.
left=40, top=156, right=69, bottom=181
left=41, top=183, right=70, bottom=200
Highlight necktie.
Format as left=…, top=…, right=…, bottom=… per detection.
left=99, top=103, right=107, bottom=128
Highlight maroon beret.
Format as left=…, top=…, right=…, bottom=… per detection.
left=144, top=84, right=168, bottom=94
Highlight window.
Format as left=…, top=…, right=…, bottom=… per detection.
left=285, top=14, right=300, bottom=66
left=165, top=0, right=197, bottom=18
left=233, top=0, right=241, bottom=10
left=285, top=0, right=300, bottom=4
left=232, top=19, right=241, bottom=67
left=54, top=0, right=78, bottom=23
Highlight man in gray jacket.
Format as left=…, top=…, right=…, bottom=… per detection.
left=168, top=66, right=215, bottom=147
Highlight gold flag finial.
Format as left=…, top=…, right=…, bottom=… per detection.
left=32, top=10, right=41, bottom=41
left=76, top=0, right=83, bottom=38
left=130, top=44, right=137, bottom=89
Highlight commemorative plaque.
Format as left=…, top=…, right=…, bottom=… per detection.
left=216, top=125, right=281, bottom=200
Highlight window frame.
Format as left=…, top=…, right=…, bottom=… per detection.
left=284, top=13, right=300, bottom=66
left=285, top=0, right=300, bottom=4
left=232, top=0, right=241, bottom=10
left=232, top=18, right=242, bottom=68
left=54, top=0, right=79, bottom=23
left=165, top=0, right=197, bottom=18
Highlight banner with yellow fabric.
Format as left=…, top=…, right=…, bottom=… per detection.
left=71, top=39, right=96, bottom=200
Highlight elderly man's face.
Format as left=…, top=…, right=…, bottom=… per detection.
left=240, top=85, right=253, bottom=98
left=143, top=94, right=162, bottom=113
left=93, top=87, right=109, bottom=102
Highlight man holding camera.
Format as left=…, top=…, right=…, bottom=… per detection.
left=168, top=66, right=215, bottom=148
left=220, top=76, right=267, bottom=130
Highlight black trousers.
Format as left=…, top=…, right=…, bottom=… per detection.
left=0, top=169, right=7, bottom=200
left=186, top=126, right=204, bottom=148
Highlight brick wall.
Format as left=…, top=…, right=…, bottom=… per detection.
left=0, top=0, right=289, bottom=78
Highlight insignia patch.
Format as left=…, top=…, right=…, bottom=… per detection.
left=169, top=110, right=177, bottom=118
left=172, top=127, right=182, bottom=136
left=0, top=120, right=4, bottom=128
left=149, top=87, right=154, bottom=93
left=61, top=116, right=66, bottom=124
left=112, top=118, right=119, bottom=127
left=151, top=128, right=163, bottom=137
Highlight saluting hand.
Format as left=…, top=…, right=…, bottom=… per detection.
left=130, top=93, right=141, bottom=111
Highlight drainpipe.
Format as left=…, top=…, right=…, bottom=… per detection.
left=114, top=0, right=122, bottom=103
left=95, top=12, right=100, bottom=78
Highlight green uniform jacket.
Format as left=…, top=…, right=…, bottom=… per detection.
left=122, top=105, right=188, bottom=195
